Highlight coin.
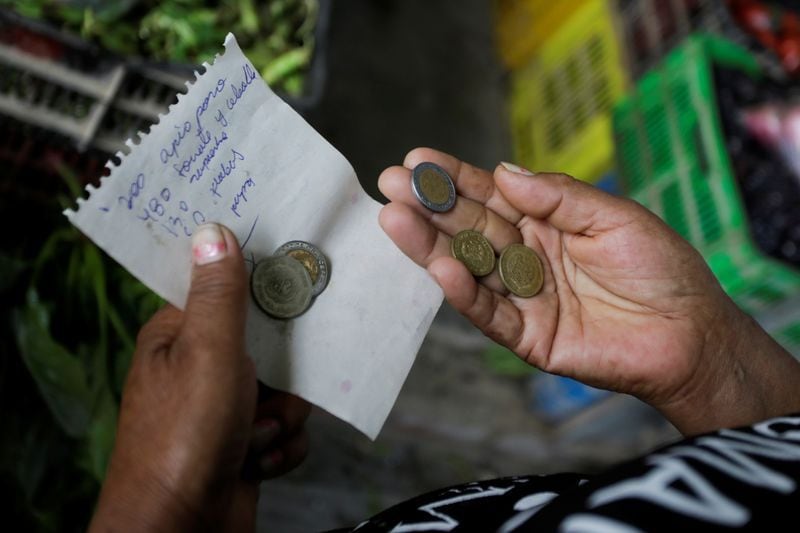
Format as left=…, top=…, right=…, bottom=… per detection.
left=411, top=162, right=456, bottom=212
left=274, top=240, right=330, bottom=296
left=251, top=256, right=313, bottom=319
left=451, top=229, right=495, bottom=277
left=498, top=244, right=544, bottom=298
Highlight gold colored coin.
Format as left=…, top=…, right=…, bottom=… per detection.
left=287, top=249, right=319, bottom=284
left=451, top=230, right=495, bottom=277
left=419, top=168, right=450, bottom=204
left=498, top=244, right=543, bottom=298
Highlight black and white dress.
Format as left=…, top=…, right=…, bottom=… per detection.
left=333, top=414, right=800, bottom=532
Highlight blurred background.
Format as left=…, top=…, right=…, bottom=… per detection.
left=2, top=0, right=800, bottom=531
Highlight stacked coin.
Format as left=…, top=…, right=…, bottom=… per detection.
left=251, top=240, right=330, bottom=319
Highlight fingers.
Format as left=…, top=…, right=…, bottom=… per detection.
left=135, top=304, right=183, bottom=355
left=181, top=223, right=248, bottom=355
left=379, top=148, right=527, bottom=294
left=255, top=387, right=312, bottom=434
left=495, top=166, right=640, bottom=236
left=379, top=164, right=522, bottom=252
left=379, top=202, right=450, bottom=269
left=257, top=430, right=309, bottom=479
left=428, top=257, right=524, bottom=347
left=403, top=147, right=524, bottom=222
left=247, top=388, right=311, bottom=480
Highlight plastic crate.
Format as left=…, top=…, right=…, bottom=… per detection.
left=494, top=0, right=587, bottom=69
left=509, top=0, right=626, bottom=182
left=614, top=0, right=787, bottom=81
left=0, top=3, right=330, bottom=157
left=613, top=35, right=800, bottom=353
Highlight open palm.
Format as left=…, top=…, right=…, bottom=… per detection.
left=379, top=148, right=761, bottom=431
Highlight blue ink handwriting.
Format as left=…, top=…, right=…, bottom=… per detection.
left=195, top=78, right=226, bottom=133
left=210, top=148, right=245, bottom=197
left=231, top=176, right=256, bottom=218
left=226, top=64, right=257, bottom=110
left=215, top=109, right=228, bottom=127
left=135, top=186, right=206, bottom=238
left=173, top=130, right=228, bottom=181
left=117, top=173, right=145, bottom=209
left=159, top=121, right=192, bottom=164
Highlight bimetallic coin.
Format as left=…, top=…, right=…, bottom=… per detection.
left=451, top=229, right=495, bottom=277
left=251, top=256, right=313, bottom=319
left=274, top=240, right=330, bottom=296
left=498, top=244, right=544, bottom=298
left=412, top=162, right=456, bottom=212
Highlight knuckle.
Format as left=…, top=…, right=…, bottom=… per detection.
left=192, top=267, right=246, bottom=301
left=550, top=172, right=575, bottom=186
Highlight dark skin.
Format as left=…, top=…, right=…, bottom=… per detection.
left=90, top=225, right=310, bottom=532
left=91, top=149, right=800, bottom=530
left=379, top=148, right=800, bottom=435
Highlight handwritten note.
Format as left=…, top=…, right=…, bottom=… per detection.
left=65, top=34, right=443, bottom=439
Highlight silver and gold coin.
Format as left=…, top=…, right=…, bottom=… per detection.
left=451, top=229, right=495, bottom=277
left=411, top=162, right=456, bottom=212
left=498, top=243, right=544, bottom=298
left=251, top=255, right=313, bottom=319
left=274, top=240, right=330, bottom=296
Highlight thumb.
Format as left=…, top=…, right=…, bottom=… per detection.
left=495, top=163, right=639, bottom=236
left=183, top=223, right=248, bottom=351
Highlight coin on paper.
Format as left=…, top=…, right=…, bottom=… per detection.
left=451, top=229, right=496, bottom=277
left=411, top=162, right=456, bottom=212
left=274, top=240, right=330, bottom=296
left=251, top=256, right=313, bottom=319
left=498, top=243, right=544, bottom=298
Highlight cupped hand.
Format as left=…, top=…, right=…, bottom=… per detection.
left=90, top=223, right=310, bottom=532
left=380, top=148, right=800, bottom=435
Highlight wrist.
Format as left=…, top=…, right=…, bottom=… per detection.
left=89, top=458, right=202, bottom=533
left=657, top=303, right=800, bottom=436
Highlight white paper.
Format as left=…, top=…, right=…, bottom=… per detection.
left=65, top=34, right=442, bottom=439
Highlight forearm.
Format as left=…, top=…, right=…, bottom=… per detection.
left=89, top=462, right=201, bottom=533
left=659, top=308, right=800, bottom=436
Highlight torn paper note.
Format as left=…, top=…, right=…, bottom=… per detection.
left=65, top=34, right=443, bottom=440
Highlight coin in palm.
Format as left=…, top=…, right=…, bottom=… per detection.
left=498, top=244, right=544, bottom=297
left=451, top=229, right=495, bottom=277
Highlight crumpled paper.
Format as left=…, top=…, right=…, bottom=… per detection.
left=65, top=34, right=442, bottom=439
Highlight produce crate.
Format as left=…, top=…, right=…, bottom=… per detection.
left=0, top=2, right=330, bottom=159
left=0, top=8, right=189, bottom=157
left=509, top=0, right=626, bottom=182
left=614, top=0, right=788, bottom=81
left=494, top=0, right=587, bottom=69
left=613, top=35, right=800, bottom=353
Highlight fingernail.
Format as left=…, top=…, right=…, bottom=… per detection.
left=192, top=223, right=227, bottom=266
left=500, top=161, right=536, bottom=176
left=251, top=419, right=280, bottom=452
left=259, top=449, right=284, bottom=475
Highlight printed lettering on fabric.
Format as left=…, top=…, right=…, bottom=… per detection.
left=344, top=415, right=800, bottom=532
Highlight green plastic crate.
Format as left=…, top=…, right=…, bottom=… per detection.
left=613, top=35, right=800, bottom=353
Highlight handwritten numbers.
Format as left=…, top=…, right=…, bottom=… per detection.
left=118, top=173, right=145, bottom=209
left=149, top=198, right=166, bottom=217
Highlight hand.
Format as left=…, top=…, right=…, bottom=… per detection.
left=90, top=223, right=310, bottom=532
left=380, top=148, right=800, bottom=435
